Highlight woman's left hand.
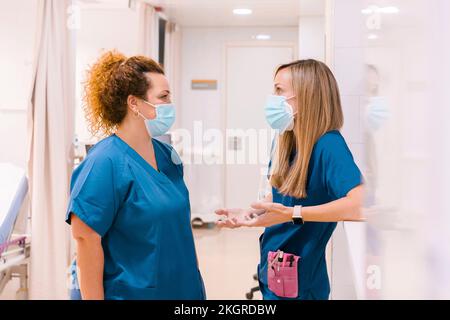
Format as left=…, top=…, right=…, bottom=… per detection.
left=237, top=202, right=293, bottom=228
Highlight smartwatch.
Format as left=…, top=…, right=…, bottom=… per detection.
left=292, top=205, right=304, bottom=225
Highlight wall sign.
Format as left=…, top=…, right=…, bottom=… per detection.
left=191, top=79, right=217, bottom=90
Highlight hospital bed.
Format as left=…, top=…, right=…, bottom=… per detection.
left=0, top=163, right=30, bottom=299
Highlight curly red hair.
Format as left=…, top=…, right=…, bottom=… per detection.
left=83, top=50, right=164, bottom=137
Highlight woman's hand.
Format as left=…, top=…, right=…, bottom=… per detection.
left=215, top=186, right=365, bottom=228
left=215, top=202, right=293, bottom=228
left=237, top=202, right=293, bottom=227
left=215, top=207, right=266, bottom=229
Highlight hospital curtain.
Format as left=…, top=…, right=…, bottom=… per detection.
left=27, top=0, right=75, bottom=299
left=137, top=1, right=158, bottom=60
left=164, top=22, right=182, bottom=129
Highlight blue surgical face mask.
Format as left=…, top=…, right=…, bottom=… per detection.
left=264, top=94, right=296, bottom=133
left=137, top=100, right=176, bottom=137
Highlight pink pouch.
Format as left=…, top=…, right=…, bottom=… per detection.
left=267, top=250, right=300, bottom=298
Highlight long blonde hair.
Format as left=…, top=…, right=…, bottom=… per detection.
left=270, top=60, right=344, bottom=198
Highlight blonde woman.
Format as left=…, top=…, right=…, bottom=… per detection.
left=216, top=60, right=364, bottom=300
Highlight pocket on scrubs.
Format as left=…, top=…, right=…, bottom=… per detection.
left=108, top=280, right=158, bottom=300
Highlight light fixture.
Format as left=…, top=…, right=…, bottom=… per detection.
left=254, top=34, right=271, bottom=40
left=233, top=8, right=252, bottom=15
left=361, top=5, right=399, bottom=15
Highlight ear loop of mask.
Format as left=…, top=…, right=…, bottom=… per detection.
left=285, top=95, right=295, bottom=101
left=285, top=95, right=297, bottom=117
left=131, top=99, right=156, bottom=119
left=142, top=99, right=157, bottom=108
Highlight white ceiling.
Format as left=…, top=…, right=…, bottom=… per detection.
left=77, top=0, right=132, bottom=9
left=156, top=0, right=301, bottom=27
left=161, top=0, right=326, bottom=27
left=78, top=0, right=325, bottom=26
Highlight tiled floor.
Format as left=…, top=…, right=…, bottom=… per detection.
left=193, top=226, right=264, bottom=300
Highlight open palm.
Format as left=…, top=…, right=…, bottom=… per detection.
left=215, top=207, right=265, bottom=228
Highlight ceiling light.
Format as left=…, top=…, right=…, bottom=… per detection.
left=233, top=8, right=252, bottom=15
left=254, top=34, right=271, bottom=40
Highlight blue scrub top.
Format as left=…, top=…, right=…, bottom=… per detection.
left=258, top=130, right=362, bottom=300
left=65, top=134, right=206, bottom=300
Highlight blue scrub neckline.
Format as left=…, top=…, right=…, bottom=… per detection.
left=112, top=134, right=171, bottom=184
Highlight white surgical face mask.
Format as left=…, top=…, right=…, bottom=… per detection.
left=264, top=95, right=296, bottom=133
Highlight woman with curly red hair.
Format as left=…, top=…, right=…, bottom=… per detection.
left=65, top=50, right=205, bottom=300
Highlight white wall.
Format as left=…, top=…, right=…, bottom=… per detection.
left=298, top=16, right=325, bottom=61
left=0, top=0, right=37, bottom=300
left=325, top=0, right=367, bottom=300
left=0, top=4, right=143, bottom=162
left=179, top=27, right=298, bottom=216
left=75, top=7, right=140, bottom=143
left=0, top=0, right=37, bottom=169
left=326, top=0, right=450, bottom=300
left=427, top=0, right=450, bottom=299
left=360, top=0, right=450, bottom=300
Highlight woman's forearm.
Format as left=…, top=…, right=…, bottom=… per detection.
left=302, top=196, right=362, bottom=222
left=76, top=237, right=105, bottom=300
left=302, top=185, right=364, bottom=222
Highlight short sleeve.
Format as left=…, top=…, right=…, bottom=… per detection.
left=321, top=134, right=362, bottom=199
left=169, top=146, right=184, bottom=176
left=65, top=155, right=118, bottom=237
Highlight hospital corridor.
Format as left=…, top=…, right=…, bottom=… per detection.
left=1, top=0, right=450, bottom=305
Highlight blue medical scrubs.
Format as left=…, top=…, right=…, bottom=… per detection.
left=65, top=134, right=206, bottom=300
left=258, top=130, right=362, bottom=300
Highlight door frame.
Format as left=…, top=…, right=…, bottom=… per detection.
left=221, top=41, right=297, bottom=207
